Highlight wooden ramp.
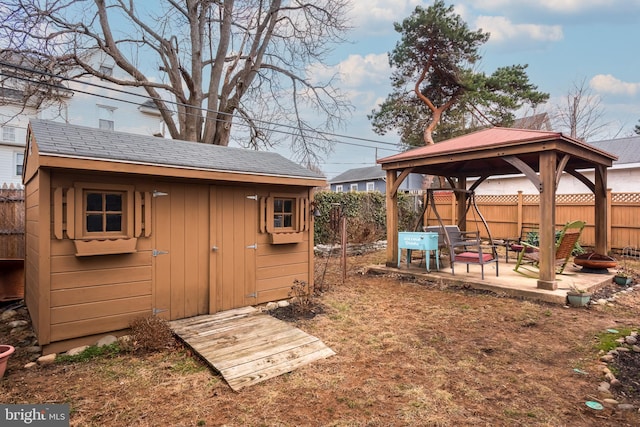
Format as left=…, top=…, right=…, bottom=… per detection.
left=169, top=307, right=335, bottom=391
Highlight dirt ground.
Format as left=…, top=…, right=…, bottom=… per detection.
left=1, top=250, right=640, bottom=426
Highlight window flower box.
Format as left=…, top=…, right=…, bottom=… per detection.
left=74, top=238, right=138, bottom=256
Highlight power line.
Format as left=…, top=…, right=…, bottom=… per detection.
left=0, top=60, right=403, bottom=153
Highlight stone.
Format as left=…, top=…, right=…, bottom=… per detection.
left=618, top=404, right=636, bottom=411
left=8, top=320, right=28, bottom=328
left=265, top=302, right=278, bottom=310
left=96, top=335, right=118, bottom=347
left=596, top=298, right=608, bottom=305
left=615, top=346, right=630, bottom=352
left=602, top=367, right=611, bottom=375
left=605, top=372, right=616, bottom=382
left=23, top=362, right=37, bottom=369
left=598, top=382, right=610, bottom=392
left=277, top=300, right=290, bottom=308
left=615, top=337, right=626, bottom=344
left=37, top=354, right=56, bottom=365
left=600, top=354, right=615, bottom=362
left=610, top=378, right=621, bottom=387
left=118, top=335, right=132, bottom=344
left=66, top=345, right=88, bottom=356
left=1, top=309, right=17, bottom=320
left=625, top=335, right=637, bottom=345
left=24, top=346, right=41, bottom=354
left=632, top=345, right=640, bottom=353
left=603, top=398, right=619, bottom=405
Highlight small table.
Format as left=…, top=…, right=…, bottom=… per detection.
left=398, top=232, right=439, bottom=272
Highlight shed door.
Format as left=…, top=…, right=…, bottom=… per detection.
left=153, top=183, right=210, bottom=320
left=210, top=186, right=257, bottom=312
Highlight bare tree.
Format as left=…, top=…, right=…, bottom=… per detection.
left=552, top=78, right=612, bottom=141
left=0, top=0, right=352, bottom=165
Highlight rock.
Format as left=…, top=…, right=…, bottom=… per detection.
left=598, top=389, right=614, bottom=398
left=610, top=378, right=621, bottom=387
left=618, top=404, right=636, bottom=411
left=615, top=346, right=630, bottom=352
left=265, top=302, right=278, bottom=310
left=24, top=346, right=41, bottom=354
left=277, top=300, right=290, bottom=308
left=604, top=372, right=616, bottom=382
left=66, top=345, right=88, bottom=356
left=23, top=362, right=37, bottom=369
left=1, top=309, right=17, bottom=320
left=596, top=298, right=608, bottom=305
left=602, top=367, right=611, bottom=375
left=96, top=335, right=117, bottom=347
left=118, top=335, right=132, bottom=344
left=600, top=354, right=615, bottom=362
left=8, top=320, right=28, bottom=328
left=37, top=353, right=56, bottom=365
left=625, top=335, right=637, bottom=345
left=632, top=345, right=640, bottom=353
left=615, top=337, right=626, bottom=344
left=603, top=398, right=619, bottom=405
left=598, top=381, right=611, bottom=392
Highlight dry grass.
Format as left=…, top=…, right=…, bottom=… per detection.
left=1, top=250, right=640, bottom=426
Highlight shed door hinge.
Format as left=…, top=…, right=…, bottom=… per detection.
left=246, top=243, right=257, bottom=250
left=152, top=249, right=169, bottom=256
left=246, top=293, right=257, bottom=298
left=153, top=190, right=169, bottom=197
left=246, top=195, right=258, bottom=200
left=153, top=308, right=168, bottom=315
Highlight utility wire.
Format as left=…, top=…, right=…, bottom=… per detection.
left=0, top=60, right=403, bottom=153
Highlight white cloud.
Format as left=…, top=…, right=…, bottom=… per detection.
left=309, top=53, right=390, bottom=89
left=475, top=15, right=563, bottom=44
left=590, top=74, right=640, bottom=96
left=468, top=0, right=630, bottom=14
left=348, top=0, right=422, bottom=35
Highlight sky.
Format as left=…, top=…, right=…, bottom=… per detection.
left=316, top=0, right=640, bottom=179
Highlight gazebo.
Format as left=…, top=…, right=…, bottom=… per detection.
left=377, top=127, right=618, bottom=290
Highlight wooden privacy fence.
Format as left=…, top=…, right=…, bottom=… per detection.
left=423, top=190, right=640, bottom=251
left=0, top=185, right=25, bottom=258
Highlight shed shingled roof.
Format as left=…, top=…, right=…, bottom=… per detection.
left=29, top=119, right=324, bottom=181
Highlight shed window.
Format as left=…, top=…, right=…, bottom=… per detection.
left=273, top=198, right=295, bottom=229
left=85, top=191, right=124, bottom=233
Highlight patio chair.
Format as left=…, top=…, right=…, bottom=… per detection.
left=514, top=220, right=586, bottom=275
left=440, top=226, right=499, bottom=280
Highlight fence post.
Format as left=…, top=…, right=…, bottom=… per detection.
left=606, top=188, right=612, bottom=252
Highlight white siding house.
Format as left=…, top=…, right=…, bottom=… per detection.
left=0, top=53, right=164, bottom=188
left=470, top=135, right=640, bottom=195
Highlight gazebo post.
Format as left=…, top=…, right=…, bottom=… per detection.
left=594, top=166, right=608, bottom=255
left=537, top=151, right=557, bottom=290
left=386, top=169, right=399, bottom=267
left=456, top=177, right=467, bottom=231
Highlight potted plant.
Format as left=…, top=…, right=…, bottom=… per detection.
left=614, top=258, right=635, bottom=286
left=0, top=344, right=15, bottom=378
left=566, top=284, right=591, bottom=307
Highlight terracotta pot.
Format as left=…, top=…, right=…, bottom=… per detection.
left=0, top=344, right=15, bottom=378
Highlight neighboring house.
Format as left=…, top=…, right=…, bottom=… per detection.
left=0, top=52, right=164, bottom=188
left=23, top=119, right=325, bottom=354
left=471, top=134, right=638, bottom=195
left=512, top=112, right=552, bottom=131
left=329, top=165, right=424, bottom=193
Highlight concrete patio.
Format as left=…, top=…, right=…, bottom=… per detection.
left=367, top=253, right=615, bottom=305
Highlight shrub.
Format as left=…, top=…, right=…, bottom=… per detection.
left=128, top=316, right=175, bottom=352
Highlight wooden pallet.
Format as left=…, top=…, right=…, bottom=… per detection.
left=170, top=307, right=335, bottom=391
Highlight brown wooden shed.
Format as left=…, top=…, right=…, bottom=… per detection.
left=23, top=119, right=325, bottom=354
left=378, top=127, right=617, bottom=290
